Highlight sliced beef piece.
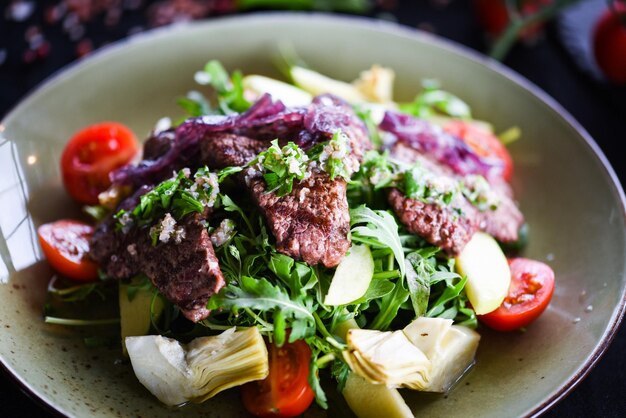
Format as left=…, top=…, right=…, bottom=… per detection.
left=90, top=194, right=224, bottom=322
left=141, top=213, right=225, bottom=322
left=248, top=171, right=351, bottom=268
left=199, top=133, right=268, bottom=168
left=388, top=141, right=524, bottom=253
left=477, top=179, right=524, bottom=243
left=388, top=188, right=479, bottom=255
left=90, top=186, right=152, bottom=279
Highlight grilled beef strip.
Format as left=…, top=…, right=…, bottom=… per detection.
left=387, top=141, right=524, bottom=255
left=90, top=187, right=225, bottom=322
left=247, top=171, right=351, bottom=268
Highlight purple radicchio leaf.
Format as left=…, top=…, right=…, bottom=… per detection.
left=379, top=111, right=504, bottom=179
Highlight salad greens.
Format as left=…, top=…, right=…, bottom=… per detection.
left=47, top=59, right=486, bottom=410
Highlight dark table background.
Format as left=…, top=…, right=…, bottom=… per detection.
left=1, top=1, right=625, bottom=417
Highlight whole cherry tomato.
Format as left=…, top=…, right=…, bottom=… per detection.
left=443, top=120, right=514, bottom=181
left=61, top=122, right=138, bottom=205
left=478, top=257, right=555, bottom=331
left=242, top=339, right=315, bottom=418
left=38, top=220, right=99, bottom=282
left=593, top=4, right=626, bottom=84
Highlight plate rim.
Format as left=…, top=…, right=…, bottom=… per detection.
left=1, top=11, right=625, bottom=418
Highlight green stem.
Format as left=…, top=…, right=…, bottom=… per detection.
left=372, top=270, right=400, bottom=280
left=313, top=311, right=333, bottom=340
left=244, top=307, right=273, bottom=330
left=490, top=0, right=582, bottom=61
left=387, top=252, right=395, bottom=271
left=316, top=353, right=336, bottom=368
left=45, top=317, right=120, bottom=326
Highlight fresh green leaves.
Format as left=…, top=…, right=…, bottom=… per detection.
left=399, top=79, right=472, bottom=119
left=177, top=60, right=252, bottom=118
left=251, top=140, right=310, bottom=196
left=176, top=91, right=211, bottom=117
left=114, top=167, right=219, bottom=234
left=207, top=275, right=316, bottom=345
left=195, top=60, right=251, bottom=115
left=350, top=205, right=405, bottom=278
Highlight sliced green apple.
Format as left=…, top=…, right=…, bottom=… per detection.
left=342, top=373, right=413, bottom=418
left=290, top=66, right=368, bottom=103
left=455, top=232, right=511, bottom=315
left=242, top=74, right=312, bottom=107
left=324, top=245, right=375, bottom=306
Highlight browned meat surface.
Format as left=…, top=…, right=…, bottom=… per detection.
left=388, top=141, right=524, bottom=253
left=248, top=171, right=351, bottom=268
left=91, top=198, right=224, bottom=322
left=388, top=188, right=479, bottom=255
left=141, top=213, right=225, bottom=322
left=200, top=133, right=268, bottom=168
left=477, top=179, right=525, bottom=243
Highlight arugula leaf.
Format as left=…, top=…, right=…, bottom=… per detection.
left=207, top=275, right=315, bottom=324
left=194, top=60, right=251, bottom=115
left=350, top=205, right=405, bottom=278
left=368, top=281, right=410, bottom=331
left=351, top=278, right=395, bottom=304
left=404, top=251, right=433, bottom=317
left=176, top=90, right=211, bottom=117
left=399, top=79, right=472, bottom=119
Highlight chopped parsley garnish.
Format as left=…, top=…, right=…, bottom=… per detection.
left=114, top=166, right=220, bottom=232
left=307, top=130, right=355, bottom=181
left=403, top=164, right=456, bottom=206
left=251, top=140, right=310, bottom=197
left=398, top=79, right=472, bottom=119
left=461, top=174, right=500, bottom=212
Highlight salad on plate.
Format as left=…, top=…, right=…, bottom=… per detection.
left=38, top=59, right=555, bottom=418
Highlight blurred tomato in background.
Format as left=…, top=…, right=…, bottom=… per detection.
left=593, top=1, right=626, bottom=84
left=472, top=0, right=553, bottom=41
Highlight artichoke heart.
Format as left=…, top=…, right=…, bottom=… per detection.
left=343, top=329, right=430, bottom=389
left=125, top=327, right=268, bottom=406
left=344, top=318, right=480, bottom=393
left=403, top=317, right=480, bottom=392
left=352, top=65, right=396, bottom=103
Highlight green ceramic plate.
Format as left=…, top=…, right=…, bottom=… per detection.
left=1, top=13, right=625, bottom=418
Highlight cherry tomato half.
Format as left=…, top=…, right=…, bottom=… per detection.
left=593, top=4, right=626, bottom=85
left=443, top=120, right=514, bottom=181
left=478, top=258, right=555, bottom=331
left=38, top=220, right=99, bottom=282
left=242, top=339, right=315, bottom=418
left=61, top=122, right=138, bottom=205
